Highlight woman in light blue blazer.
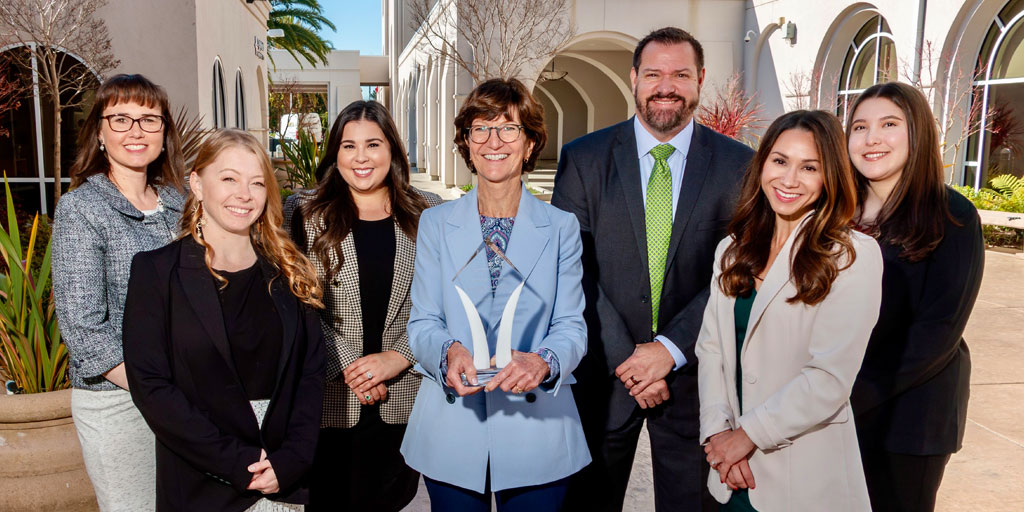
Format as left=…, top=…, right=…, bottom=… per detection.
left=401, top=78, right=591, bottom=511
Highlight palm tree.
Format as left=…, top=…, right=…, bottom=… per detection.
left=268, top=0, right=336, bottom=69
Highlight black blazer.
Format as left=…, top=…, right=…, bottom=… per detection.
left=551, top=119, right=753, bottom=432
left=851, top=188, right=984, bottom=455
left=123, top=237, right=325, bottom=512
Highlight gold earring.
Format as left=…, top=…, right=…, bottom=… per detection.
left=195, top=202, right=206, bottom=239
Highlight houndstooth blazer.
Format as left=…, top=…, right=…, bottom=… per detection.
left=287, top=188, right=442, bottom=428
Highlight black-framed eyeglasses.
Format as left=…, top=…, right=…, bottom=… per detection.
left=101, top=114, right=165, bottom=133
left=465, top=124, right=523, bottom=144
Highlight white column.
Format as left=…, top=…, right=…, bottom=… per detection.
left=426, top=60, right=440, bottom=179
left=440, top=59, right=456, bottom=186
left=415, top=66, right=427, bottom=169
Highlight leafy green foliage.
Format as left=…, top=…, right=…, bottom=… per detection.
left=989, top=174, right=1024, bottom=197
left=280, top=130, right=322, bottom=189
left=953, top=174, right=1024, bottom=249
left=953, top=174, right=1024, bottom=214
left=268, top=0, right=336, bottom=69
left=0, top=175, right=66, bottom=393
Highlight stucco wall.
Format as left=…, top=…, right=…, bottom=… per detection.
left=98, top=0, right=200, bottom=117
left=195, top=0, right=270, bottom=134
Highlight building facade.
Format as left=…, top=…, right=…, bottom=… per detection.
left=268, top=49, right=389, bottom=134
left=0, top=0, right=271, bottom=214
left=388, top=0, right=1024, bottom=191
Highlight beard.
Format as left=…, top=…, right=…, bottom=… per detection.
left=635, top=90, right=699, bottom=134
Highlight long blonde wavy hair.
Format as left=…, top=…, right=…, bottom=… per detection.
left=180, top=129, right=323, bottom=308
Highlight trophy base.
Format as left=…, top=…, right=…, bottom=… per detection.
left=462, top=368, right=500, bottom=387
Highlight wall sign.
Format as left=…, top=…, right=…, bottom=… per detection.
left=254, top=37, right=265, bottom=60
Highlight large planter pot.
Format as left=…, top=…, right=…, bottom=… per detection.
left=0, top=389, right=98, bottom=511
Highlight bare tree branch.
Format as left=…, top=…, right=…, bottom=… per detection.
left=0, top=0, right=119, bottom=202
left=409, top=0, right=575, bottom=83
left=899, top=40, right=991, bottom=183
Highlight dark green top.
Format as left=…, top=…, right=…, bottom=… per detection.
left=723, top=288, right=758, bottom=512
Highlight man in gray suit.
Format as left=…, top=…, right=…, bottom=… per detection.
left=552, top=27, right=754, bottom=511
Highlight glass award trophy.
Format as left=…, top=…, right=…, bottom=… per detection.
left=453, top=239, right=524, bottom=387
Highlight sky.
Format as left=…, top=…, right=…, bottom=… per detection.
left=318, top=0, right=383, bottom=56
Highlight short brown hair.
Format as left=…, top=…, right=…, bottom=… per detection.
left=633, top=27, right=704, bottom=72
left=453, top=78, right=546, bottom=173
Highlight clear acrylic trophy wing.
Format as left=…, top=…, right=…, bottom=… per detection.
left=452, top=239, right=524, bottom=387
left=453, top=284, right=491, bottom=370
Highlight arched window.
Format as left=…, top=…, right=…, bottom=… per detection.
left=966, top=0, right=1024, bottom=188
left=0, top=46, right=98, bottom=214
left=837, top=15, right=897, bottom=121
left=234, top=69, right=246, bottom=130
left=213, top=59, right=226, bottom=128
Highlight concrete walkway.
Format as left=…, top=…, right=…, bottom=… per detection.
left=935, top=250, right=1024, bottom=511
left=402, top=176, right=1024, bottom=510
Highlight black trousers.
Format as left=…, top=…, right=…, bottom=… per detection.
left=861, top=449, right=951, bottom=512
left=564, top=374, right=717, bottom=512
left=307, top=412, right=419, bottom=512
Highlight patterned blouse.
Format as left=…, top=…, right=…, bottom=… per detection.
left=480, top=215, right=516, bottom=292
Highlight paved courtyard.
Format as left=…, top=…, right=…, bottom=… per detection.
left=406, top=174, right=1024, bottom=511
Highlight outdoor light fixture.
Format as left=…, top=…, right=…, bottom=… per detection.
left=539, top=60, right=567, bottom=82
left=782, top=21, right=797, bottom=44
left=267, top=28, right=285, bottom=38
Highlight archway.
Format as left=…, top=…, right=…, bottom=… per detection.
left=531, top=32, right=636, bottom=164
left=0, top=45, right=100, bottom=214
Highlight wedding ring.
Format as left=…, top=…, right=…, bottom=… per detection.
left=629, top=376, right=639, bottom=385
left=366, top=371, right=373, bottom=379
left=512, top=387, right=523, bottom=394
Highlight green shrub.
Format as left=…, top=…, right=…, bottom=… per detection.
left=953, top=174, right=1024, bottom=248
left=0, top=177, right=66, bottom=393
left=279, top=130, right=322, bottom=190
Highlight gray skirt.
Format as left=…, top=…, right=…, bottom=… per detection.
left=246, top=399, right=303, bottom=512
left=71, top=387, right=156, bottom=512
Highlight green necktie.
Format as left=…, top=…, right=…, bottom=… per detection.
left=646, top=143, right=674, bottom=332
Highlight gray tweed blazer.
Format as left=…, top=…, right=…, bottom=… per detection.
left=52, top=174, right=185, bottom=390
left=285, top=188, right=443, bottom=428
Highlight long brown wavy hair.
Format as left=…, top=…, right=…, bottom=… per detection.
left=181, top=129, right=323, bottom=308
left=846, top=82, right=952, bottom=262
left=69, top=74, right=185, bottom=191
left=300, top=100, right=428, bottom=281
left=719, top=110, right=858, bottom=305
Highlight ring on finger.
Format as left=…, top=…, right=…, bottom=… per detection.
left=629, top=376, right=639, bottom=385
left=365, top=394, right=372, bottom=401
left=366, top=371, right=373, bottom=379
left=512, top=387, right=523, bottom=394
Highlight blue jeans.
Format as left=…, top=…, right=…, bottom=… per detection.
left=424, top=475, right=569, bottom=512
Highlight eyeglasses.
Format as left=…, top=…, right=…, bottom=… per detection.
left=465, top=124, right=523, bottom=144
left=101, top=114, right=165, bottom=133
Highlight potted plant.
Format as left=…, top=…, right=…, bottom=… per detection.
left=0, top=177, right=97, bottom=511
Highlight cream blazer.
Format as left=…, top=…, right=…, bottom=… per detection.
left=696, top=217, right=882, bottom=512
